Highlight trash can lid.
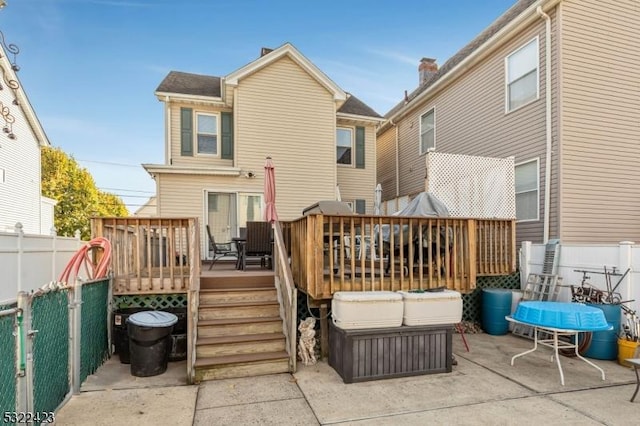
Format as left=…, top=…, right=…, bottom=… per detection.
left=127, top=311, right=178, bottom=328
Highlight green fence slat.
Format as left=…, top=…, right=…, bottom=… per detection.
left=32, top=290, right=69, bottom=418
left=0, top=304, right=17, bottom=424
left=81, top=279, right=110, bottom=383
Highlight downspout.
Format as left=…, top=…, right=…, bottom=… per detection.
left=165, top=96, right=172, bottom=165
left=537, top=6, right=552, bottom=243
left=391, top=120, right=400, bottom=197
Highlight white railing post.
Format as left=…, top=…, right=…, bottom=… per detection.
left=618, top=241, right=634, bottom=309
left=15, top=292, right=30, bottom=414
left=69, top=281, right=83, bottom=394
left=15, top=223, right=24, bottom=293
left=519, top=241, right=532, bottom=290
left=51, top=227, right=58, bottom=283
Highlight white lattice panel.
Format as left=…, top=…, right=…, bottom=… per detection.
left=425, top=152, right=515, bottom=218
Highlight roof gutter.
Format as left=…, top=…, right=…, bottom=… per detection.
left=336, top=112, right=385, bottom=123
left=383, top=0, right=560, bottom=128
left=154, top=91, right=224, bottom=104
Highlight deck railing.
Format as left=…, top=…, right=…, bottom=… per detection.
left=91, top=217, right=200, bottom=295
left=290, top=214, right=515, bottom=300
left=272, top=221, right=297, bottom=373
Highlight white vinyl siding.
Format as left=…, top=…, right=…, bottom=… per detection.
left=419, top=109, right=435, bottom=154
left=336, top=127, right=353, bottom=165
left=196, top=112, right=219, bottom=155
left=506, top=37, right=539, bottom=112
left=515, top=159, right=539, bottom=222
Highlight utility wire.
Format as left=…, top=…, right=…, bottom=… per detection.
left=77, top=159, right=141, bottom=168
left=99, top=187, right=155, bottom=194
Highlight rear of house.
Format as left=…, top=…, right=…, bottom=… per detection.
left=144, top=44, right=382, bottom=257
left=377, top=0, right=640, bottom=244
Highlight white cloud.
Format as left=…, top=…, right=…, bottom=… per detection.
left=364, top=48, right=419, bottom=66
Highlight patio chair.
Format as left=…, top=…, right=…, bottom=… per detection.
left=206, top=225, right=238, bottom=270
left=242, top=221, right=273, bottom=270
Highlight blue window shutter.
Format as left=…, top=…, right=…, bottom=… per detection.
left=221, top=112, right=234, bottom=160
left=355, top=199, right=366, bottom=214
left=355, top=126, right=365, bottom=169
left=180, top=108, right=193, bottom=156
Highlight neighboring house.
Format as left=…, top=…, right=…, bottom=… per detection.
left=377, top=0, right=640, bottom=245
left=0, top=43, right=54, bottom=235
left=133, top=196, right=157, bottom=217
left=143, top=43, right=383, bottom=255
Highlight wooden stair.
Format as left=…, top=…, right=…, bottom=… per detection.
left=194, top=273, right=289, bottom=382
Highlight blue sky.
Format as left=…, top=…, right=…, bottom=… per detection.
left=0, top=0, right=515, bottom=211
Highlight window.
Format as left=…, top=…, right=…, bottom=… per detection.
left=419, top=109, right=435, bottom=154
left=336, top=127, right=353, bottom=165
left=515, top=159, right=539, bottom=221
left=197, top=113, right=218, bottom=155
left=506, top=38, right=539, bottom=112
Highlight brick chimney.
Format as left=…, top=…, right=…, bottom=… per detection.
left=260, top=47, right=274, bottom=57
left=419, top=57, right=438, bottom=84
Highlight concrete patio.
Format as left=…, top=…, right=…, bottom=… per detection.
left=54, top=333, right=639, bottom=425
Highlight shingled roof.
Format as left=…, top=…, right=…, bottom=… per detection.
left=156, top=71, right=221, bottom=98
left=385, top=0, right=537, bottom=119
left=156, top=68, right=381, bottom=118
left=338, top=94, right=382, bottom=118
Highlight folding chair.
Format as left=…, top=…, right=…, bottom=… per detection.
left=206, top=225, right=238, bottom=270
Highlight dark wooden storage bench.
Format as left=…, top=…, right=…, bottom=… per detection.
left=329, top=322, right=453, bottom=383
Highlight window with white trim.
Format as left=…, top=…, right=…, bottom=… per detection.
left=506, top=38, right=539, bottom=112
left=336, top=127, right=353, bottom=165
left=419, top=109, right=435, bottom=154
left=197, top=113, right=218, bottom=155
left=515, top=159, right=539, bottom=221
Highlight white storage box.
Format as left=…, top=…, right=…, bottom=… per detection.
left=399, top=290, right=462, bottom=326
left=332, top=291, right=403, bottom=330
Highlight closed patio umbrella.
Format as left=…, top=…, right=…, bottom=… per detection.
left=374, top=183, right=382, bottom=215
left=264, top=156, right=278, bottom=223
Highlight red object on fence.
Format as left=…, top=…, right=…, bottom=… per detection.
left=59, top=237, right=112, bottom=285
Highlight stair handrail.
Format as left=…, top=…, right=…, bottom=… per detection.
left=272, top=220, right=297, bottom=373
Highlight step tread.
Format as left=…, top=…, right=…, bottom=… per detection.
left=200, top=287, right=276, bottom=293
left=197, top=333, right=285, bottom=346
left=198, top=316, right=282, bottom=326
left=194, top=351, right=289, bottom=368
left=199, top=301, right=280, bottom=309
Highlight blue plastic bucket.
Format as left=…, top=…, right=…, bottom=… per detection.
left=482, top=288, right=512, bottom=335
left=583, top=304, right=621, bottom=360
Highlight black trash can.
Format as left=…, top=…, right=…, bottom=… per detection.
left=163, top=308, right=187, bottom=361
left=127, top=311, right=178, bottom=377
left=112, top=307, right=152, bottom=364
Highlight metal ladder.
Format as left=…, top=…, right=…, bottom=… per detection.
left=512, top=240, right=562, bottom=339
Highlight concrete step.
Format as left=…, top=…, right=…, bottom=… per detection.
left=199, top=288, right=277, bottom=304
left=198, top=317, right=283, bottom=338
left=200, top=274, right=274, bottom=290
left=196, top=333, right=286, bottom=357
left=198, top=301, right=280, bottom=320
left=194, top=351, right=289, bottom=382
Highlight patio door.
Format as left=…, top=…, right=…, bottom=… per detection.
left=206, top=192, right=263, bottom=247
left=207, top=193, right=237, bottom=246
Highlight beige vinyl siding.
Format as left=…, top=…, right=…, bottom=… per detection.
left=376, top=126, right=397, bottom=202
left=235, top=55, right=336, bottom=220
left=389, top=15, right=558, bottom=244
left=336, top=121, right=376, bottom=213
left=169, top=101, right=234, bottom=168
left=559, top=0, right=640, bottom=243
left=157, top=173, right=266, bottom=256
left=224, top=83, right=234, bottom=107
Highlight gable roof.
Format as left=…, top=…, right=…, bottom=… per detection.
left=384, top=0, right=541, bottom=120
left=225, top=43, right=347, bottom=101
left=155, top=71, right=221, bottom=98
left=338, top=95, right=382, bottom=119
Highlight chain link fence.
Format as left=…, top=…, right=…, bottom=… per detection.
left=81, top=279, right=110, bottom=383
left=0, top=304, right=17, bottom=423
left=32, top=289, right=70, bottom=416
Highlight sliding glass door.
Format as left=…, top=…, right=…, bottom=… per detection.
left=206, top=192, right=263, bottom=248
